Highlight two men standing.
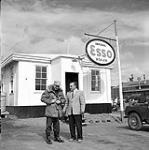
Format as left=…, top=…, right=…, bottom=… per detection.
left=41, top=81, right=86, bottom=144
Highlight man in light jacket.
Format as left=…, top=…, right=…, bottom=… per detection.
left=63, top=82, right=86, bottom=143
left=41, top=81, right=65, bottom=144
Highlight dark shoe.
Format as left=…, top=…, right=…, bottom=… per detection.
left=46, top=138, right=52, bottom=144
left=54, top=137, right=64, bottom=143
left=46, top=136, right=52, bottom=144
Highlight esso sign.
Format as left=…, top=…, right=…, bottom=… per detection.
left=86, top=39, right=116, bottom=66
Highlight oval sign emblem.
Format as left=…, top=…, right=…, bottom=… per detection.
left=85, top=39, right=116, bottom=66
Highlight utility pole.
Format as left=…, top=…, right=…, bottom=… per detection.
left=114, top=20, right=124, bottom=121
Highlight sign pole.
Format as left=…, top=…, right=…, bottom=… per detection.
left=114, top=20, right=124, bottom=122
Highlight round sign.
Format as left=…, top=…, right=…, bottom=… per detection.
left=85, top=39, right=116, bottom=66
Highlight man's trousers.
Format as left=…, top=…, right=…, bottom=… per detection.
left=46, top=117, right=60, bottom=138
left=68, top=114, right=83, bottom=140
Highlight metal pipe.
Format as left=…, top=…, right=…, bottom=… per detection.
left=84, top=33, right=116, bottom=41
left=114, top=20, right=124, bottom=122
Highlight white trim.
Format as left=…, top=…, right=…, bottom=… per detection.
left=1, top=53, right=51, bottom=68
left=82, top=64, right=113, bottom=69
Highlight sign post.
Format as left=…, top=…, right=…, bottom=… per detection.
left=114, top=20, right=124, bottom=121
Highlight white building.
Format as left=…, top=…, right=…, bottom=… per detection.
left=1, top=53, right=112, bottom=118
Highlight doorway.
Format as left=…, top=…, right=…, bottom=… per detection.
left=65, top=72, right=79, bottom=93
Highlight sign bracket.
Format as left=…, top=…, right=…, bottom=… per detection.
left=84, top=33, right=116, bottom=41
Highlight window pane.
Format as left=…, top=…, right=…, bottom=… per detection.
left=95, top=87, right=99, bottom=91
left=42, top=73, right=47, bottom=78
left=91, top=76, right=101, bottom=91
left=36, top=73, right=41, bottom=78
left=35, top=66, right=47, bottom=90
left=36, top=66, right=41, bottom=72
left=95, top=84, right=99, bottom=89
left=41, top=79, right=46, bottom=85
left=96, top=71, right=99, bottom=75
left=36, top=85, right=40, bottom=90
left=97, top=76, right=100, bottom=81
left=41, top=85, right=46, bottom=90
left=91, top=81, right=95, bottom=88
left=91, top=70, right=95, bottom=75
left=92, top=87, right=95, bottom=91
left=35, top=79, right=40, bottom=85
left=42, top=67, right=47, bottom=73
left=92, top=76, right=96, bottom=81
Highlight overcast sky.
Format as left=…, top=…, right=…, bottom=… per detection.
left=1, top=0, right=149, bottom=85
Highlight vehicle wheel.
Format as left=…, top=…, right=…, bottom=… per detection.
left=128, top=113, right=142, bottom=130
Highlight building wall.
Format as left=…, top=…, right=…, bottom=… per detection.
left=1, top=62, right=18, bottom=106
left=83, top=67, right=112, bottom=104
left=51, top=58, right=112, bottom=104
left=51, top=58, right=62, bottom=86
left=3, top=56, right=112, bottom=117
left=106, top=69, right=112, bottom=103
left=17, top=61, right=51, bottom=106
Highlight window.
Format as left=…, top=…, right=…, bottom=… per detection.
left=91, top=70, right=101, bottom=91
left=35, top=66, right=47, bottom=90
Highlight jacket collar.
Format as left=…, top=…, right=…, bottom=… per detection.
left=46, top=84, right=62, bottom=94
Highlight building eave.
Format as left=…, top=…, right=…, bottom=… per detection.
left=123, top=88, right=149, bottom=93
left=1, top=53, right=52, bottom=68
left=51, top=55, right=78, bottom=61
left=52, top=55, right=113, bottom=69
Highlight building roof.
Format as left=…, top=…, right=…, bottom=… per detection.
left=1, top=53, right=113, bottom=69
left=123, top=80, right=149, bottom=87
left=1, top=53, right=52, bottom=68
left=123, top=88, right=149, bottom=93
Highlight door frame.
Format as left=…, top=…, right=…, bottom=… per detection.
left=65, top=72, right=79, bottom=94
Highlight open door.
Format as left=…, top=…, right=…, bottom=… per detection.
left=65, top=72, right=79, bottom=94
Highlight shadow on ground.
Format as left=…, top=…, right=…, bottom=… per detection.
left=2, top=118, right=29, bottom=131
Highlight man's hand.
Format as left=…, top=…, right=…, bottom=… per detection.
left=51, top=99, right=57, bottom=103
left=80, top=111, right=84, bottom=115
left=56, top=99, right=61, bottom=104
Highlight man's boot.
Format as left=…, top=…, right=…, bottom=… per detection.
left=54, top=137, right=64, bottom=143
left=45, top=130, right=52, bottom=144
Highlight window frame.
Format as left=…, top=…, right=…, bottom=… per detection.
left=35, top=65, right=47, bottom=91
left=91, top=69, right=101, bottom=92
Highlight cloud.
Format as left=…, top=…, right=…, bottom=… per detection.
left=142, top=19, right=149, bottom=39
left=1, top=0, right=149, bottom=85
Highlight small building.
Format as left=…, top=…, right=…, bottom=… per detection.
left=1, top=53, right=112, bottom=118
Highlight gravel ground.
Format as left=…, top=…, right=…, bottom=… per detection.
left=1, top=113, right=149, bottom=150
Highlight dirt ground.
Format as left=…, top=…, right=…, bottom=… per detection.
left=1, top=113, right=149, bottom=150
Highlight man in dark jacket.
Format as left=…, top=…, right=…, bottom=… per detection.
left=41, top=81, right=65, bottom=144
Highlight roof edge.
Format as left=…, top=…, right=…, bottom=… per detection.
left=1, top=53, right=51, bottom=68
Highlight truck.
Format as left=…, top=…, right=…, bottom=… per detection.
left=124, top=88, right=149, bottom=130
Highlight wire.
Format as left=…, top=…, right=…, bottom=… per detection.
left=97, top=22, right=114, bottom=35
